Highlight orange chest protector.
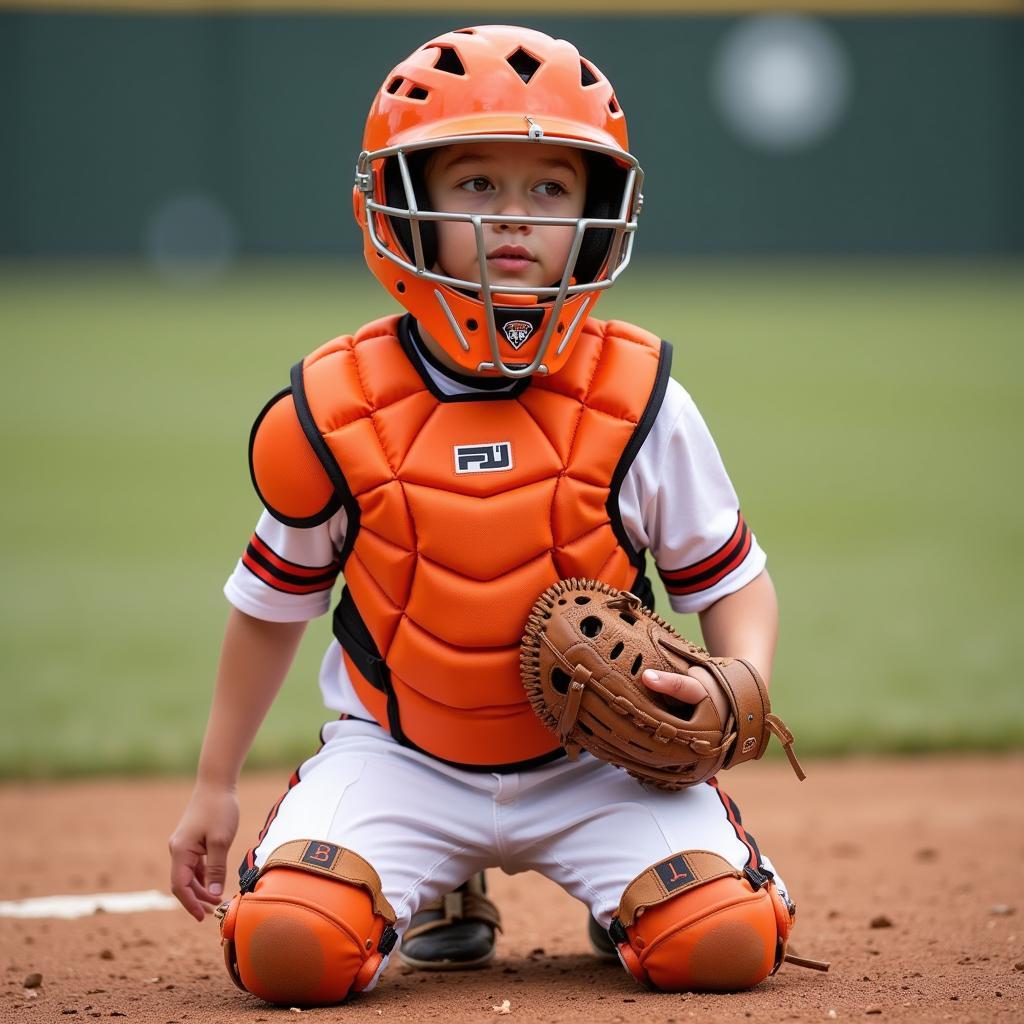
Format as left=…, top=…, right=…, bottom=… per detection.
left=251, top=314, right=670, bottom=770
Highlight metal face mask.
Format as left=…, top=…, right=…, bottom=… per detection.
left=352, top=26, right=644, bottom=378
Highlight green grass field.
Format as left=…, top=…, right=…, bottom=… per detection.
left=1, top=258, right=1021, bottom=777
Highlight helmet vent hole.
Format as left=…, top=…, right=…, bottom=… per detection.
left=507, top=47, right=542, bottom=84
left=557, top=323, right=564, bottom=334
left=580, top=60, right=599, bottom=87
left=433, top=46, right=465, bottom=76
left=466, top=318, right=478, bottom=331
left=407, top=86, right=429, bottom=101
left=386, top=77, right=404, bottom=95
left=396, top=281, right=406, bottom=293
left=608, top=95, right=620, bottom=114
left=579, top=616, right=603, bottom=639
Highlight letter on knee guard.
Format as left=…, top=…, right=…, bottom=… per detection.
left=218, top=840, right=398, bottom=1006
left=610, top=851, right=792, bottom=993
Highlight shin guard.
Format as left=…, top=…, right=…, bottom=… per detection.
left=218, top=840, right=397, bottom=1006
left=610, top=850, right=793, bottom=993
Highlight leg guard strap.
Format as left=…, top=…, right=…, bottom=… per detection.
left=219, top=840, right=397, bottom=1006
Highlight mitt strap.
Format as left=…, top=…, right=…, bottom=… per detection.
left=764, top=713, right=806, bottom=781
left=616, top=850, right=740, bottom=928
left=557, top=664, right=592, bottom=742
left=713, top=658, right=806, bottom=782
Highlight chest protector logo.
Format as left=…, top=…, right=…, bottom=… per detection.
left=502, top=320, right=534, bottom=350
left=454, top=441, right=513, bottom=474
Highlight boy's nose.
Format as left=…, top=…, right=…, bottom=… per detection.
left=494, top=197, right=531, bottom=232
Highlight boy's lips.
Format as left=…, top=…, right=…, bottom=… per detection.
left=487, top=244, right=536, bottom=270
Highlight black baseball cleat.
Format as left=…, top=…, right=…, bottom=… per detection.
left=398, top=872, right=502, bottom=970
left=587, top=913, right=619, bottom=961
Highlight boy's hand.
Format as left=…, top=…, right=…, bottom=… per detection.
left=642, top=665, right=730, bottom=725
left=168, top=784, right=240, bottom=922
left=638, top=667, right=712, bottom=708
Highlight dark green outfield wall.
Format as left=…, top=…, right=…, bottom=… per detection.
left=1, top=13, right=1021, bottom=255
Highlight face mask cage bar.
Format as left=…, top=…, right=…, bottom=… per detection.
left=355, top=132, right=644, bottom=378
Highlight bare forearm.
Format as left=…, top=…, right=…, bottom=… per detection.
left=195, top=608, right=307, bottom=788
left=697, top=570, right=778, bottom=686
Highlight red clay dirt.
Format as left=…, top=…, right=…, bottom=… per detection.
left=2, top=755, right=1022, bottom=1024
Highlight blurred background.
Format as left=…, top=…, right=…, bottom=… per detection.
left=1, top=2, right=1021, bottom=776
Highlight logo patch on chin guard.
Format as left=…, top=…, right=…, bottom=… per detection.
left=502, top=320, right=534, bottom=350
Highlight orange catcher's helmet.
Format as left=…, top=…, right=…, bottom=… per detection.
left=353, top=25, right=644, bottom=378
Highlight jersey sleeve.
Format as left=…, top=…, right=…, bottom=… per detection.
left=617, top=378, right=766, bottom=615
left=223, top=508, right=348, bottom=622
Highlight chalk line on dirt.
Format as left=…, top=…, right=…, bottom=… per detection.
left=0, top=890, right=179, bottom=919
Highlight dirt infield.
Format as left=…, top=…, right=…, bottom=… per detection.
left=2, top=755, right=1022, bottom=1023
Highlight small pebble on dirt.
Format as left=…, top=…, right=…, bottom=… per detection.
left=22, top=974, right=42, bottom=990
left=98, top=950, right=114, bottom=961
left=990, top=904, right=1015, bottom=916
left=1014, top=961, right=1024, bottom=971
left=827, top=1012, right=837, bottom=1020
left=870, top=915, right=893, bottom=929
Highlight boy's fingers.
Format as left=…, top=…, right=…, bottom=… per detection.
left=169, top=857, right=207, bottom=922
left=204, top=838, right=230, bottom=899
left=641, top=669, right=707, bottom=705
left=189, top=876, right=221, bottom=910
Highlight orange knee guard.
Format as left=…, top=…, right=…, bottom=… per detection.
left=218, top=840, right=398, bottom=1006
left=611, top=851, right=793, bottom=993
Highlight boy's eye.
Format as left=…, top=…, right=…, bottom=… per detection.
left=459, top=177, right=493, bottom=193
left=535, top=181, right=567, bottom=199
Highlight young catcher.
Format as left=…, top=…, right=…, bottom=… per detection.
left=169, top=25, right=820, bottom=1005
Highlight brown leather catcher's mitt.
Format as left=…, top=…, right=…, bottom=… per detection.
left=521, top=579, right=806, bottom=790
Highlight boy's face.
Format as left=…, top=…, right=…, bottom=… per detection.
left=423, top=141, right=588, bottom=290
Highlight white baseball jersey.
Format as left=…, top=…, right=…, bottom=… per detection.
left=225, top=331, right=766, bottom=722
